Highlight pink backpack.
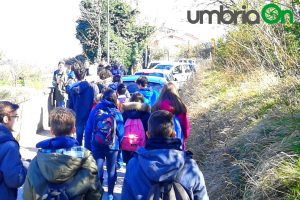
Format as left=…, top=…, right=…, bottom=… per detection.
left=121, top=118, right=146, bottom=152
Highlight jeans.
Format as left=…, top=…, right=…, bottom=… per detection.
left=117, top=151, right=123, bottom=166
left=76, top=124, right=85, bottom=146
left=96, top=149, right=119, bottom=195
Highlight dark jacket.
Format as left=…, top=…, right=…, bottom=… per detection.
left=68, top=81, right=99, bottom=126
left=138, top=88, right=159, bottom=107
left=0, top=124, right=27, bottom=200
left=121, top=138, right=209, bottom=200
left=23, top=136, right=101, bottom=200
left=52, top=69, right=67, bottom=102
left=121, top=102, right=151, bottom=133
left=85, top=99, right=124, bottom=151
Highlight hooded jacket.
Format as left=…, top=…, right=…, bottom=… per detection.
left=68, top=81, right=99, bottom=126
left=0, top=124, right=27, bottom=200
left=121, top=102, right=151, bottom=133
left=121, top=138, right=209, bottom=200
left=138, top=88, right=159, bottom=107
left=23, top=136, right=101, bottom=200
left=85, top=99, right=124, bottom=151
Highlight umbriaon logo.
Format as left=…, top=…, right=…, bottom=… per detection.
left=187, top=4, right=294, bottom=25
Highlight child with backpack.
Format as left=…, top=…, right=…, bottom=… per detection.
left=120, top=92, right=150, bottom=164
left=0, top=101, right=27, bottom=200
left=151, top=82, right=190, bottom=150
left=23, top=108, right=101, bottom=200
left=121, top=110, right=209, bottom=200
left=85, top=89, right=124, bottom=200
left=67, top=61, right=99, bottom=146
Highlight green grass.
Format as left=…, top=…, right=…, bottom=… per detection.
left=257, top=99, right=277, bottom=117
left=276, top=158, right=300, bottom=200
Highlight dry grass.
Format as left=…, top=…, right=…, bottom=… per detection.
left=182, top=62, right=300, bottom=199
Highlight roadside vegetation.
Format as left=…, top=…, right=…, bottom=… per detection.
left=183, top=0, right=300, bottom=199
left=0, top=57, right=52, bottom=103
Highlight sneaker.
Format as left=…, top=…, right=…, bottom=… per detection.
left=116, top=162, right=121, bottom=170
left=107, top=194, right=114, bottom=200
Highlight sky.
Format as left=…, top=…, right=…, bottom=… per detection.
left=137, top=0, right=226, bottom=41
left=0, top=0, right=225, bottom=67
left=0, top=0, right=82, bottom=67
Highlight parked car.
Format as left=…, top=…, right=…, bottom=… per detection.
left=134, top=69, right=180, bottom=89
left=121, top=75, right=167, bottom=94
left=178, top=58, right=188, bottom=63
left=153, top=62, right=193, bottom=88
left=147, top=61, right=161, bottom=69
left=179, top=58, right=195, bottom=65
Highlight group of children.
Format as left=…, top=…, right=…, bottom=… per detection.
left=0, top=60, right=209, bottom=200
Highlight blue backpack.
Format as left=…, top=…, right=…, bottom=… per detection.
left=93, top=108, right=116, bottom=148
left=173, top=115, right=184, bottom=150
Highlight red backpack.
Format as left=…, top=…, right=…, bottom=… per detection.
left=121, top=118, right=145, bottom=152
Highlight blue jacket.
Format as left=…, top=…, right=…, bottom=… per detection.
left=138, top=88, right=159, bottom=107
left=85, top=99, right=124, bottom=151
left=36, top=136, right=79, bottom=150
left=68, top=81, right=99, bottom=126
left=0, top=124, right=27, bottom=200
left=121, top=138, right=209, bottom=200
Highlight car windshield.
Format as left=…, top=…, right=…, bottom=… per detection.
left=155, top=64, right=172, bottom=70
left=135, top=72, right=164, bottom=78
left=123, top=81, right=164, bottom=94
left=148, top=62, right=160, bottom=68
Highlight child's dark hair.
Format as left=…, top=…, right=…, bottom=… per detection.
left=136, top=76, right=148, bottom=87
left=50, top=108, right=75, bottom=136
left=58, top=60, right=65, bottom=66
left=148, top=110, right=174, bottom=138
left=73, top=61, right=86, bottom=81
left=103, top=88, right=118, bottom=107
left=130, top=92, right=144, bottom=103
left=0, top=101, right=19, bottom=123
left=117, top=83, right=127, bottom=95
left=113, top=74, right=121, bottom=83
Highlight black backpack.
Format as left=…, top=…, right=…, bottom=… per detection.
left=40, top=181, right=71, bottom=200
left=147, top=181, right=191, bottom=200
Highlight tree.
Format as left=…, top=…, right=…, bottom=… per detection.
left=76, top=0, right=155, bottom=69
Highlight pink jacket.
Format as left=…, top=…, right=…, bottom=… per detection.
left=159, top=100, right=190, bottom=140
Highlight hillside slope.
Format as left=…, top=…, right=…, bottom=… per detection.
left=183, top=62, right=300, bottom=200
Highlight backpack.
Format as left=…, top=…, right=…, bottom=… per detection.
left=173, top=115, right=184, bottom=150
left=121, top=118, right=145, bottom=152
left=41, top=182, right=70, bottom=200
left=147, top=181, right=191, bottom=200
left=93, top=108, right=116, bottom=148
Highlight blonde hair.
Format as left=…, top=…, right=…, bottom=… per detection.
left=151, top=82, right=187, bottom=114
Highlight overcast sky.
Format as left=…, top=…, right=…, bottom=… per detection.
left=0, top=0, right=225, bottom=67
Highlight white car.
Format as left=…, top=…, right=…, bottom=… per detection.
left=153, top=62, right=193, bottom=88
left=147, top=61, right=161, bottom=69
left=134, top=69, right=180, bottom=89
